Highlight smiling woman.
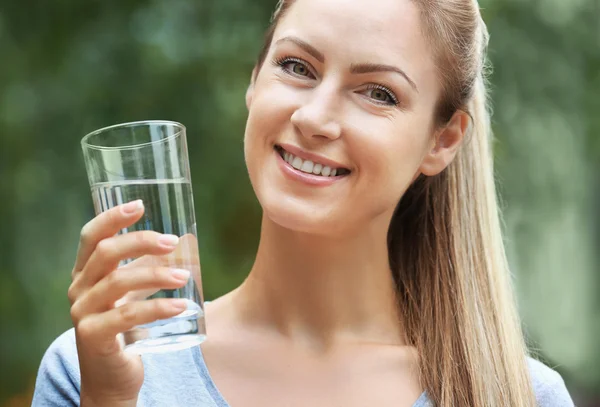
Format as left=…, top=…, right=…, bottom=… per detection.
left=32, top=0, right=574, bottom=406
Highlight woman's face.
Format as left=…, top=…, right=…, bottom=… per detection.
left=244, top=0, right=447, bottom=236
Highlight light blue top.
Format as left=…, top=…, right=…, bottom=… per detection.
left=32, top=328, right=574, bottom=406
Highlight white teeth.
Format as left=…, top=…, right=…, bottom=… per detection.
left=301, top=160, right=314, bottom=173
left=280, top=149, right=344, bottom=177
left=291, top=156, right=303, bottom=170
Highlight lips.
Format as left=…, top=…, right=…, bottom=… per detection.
left=274, top=145, right=351, bottom=178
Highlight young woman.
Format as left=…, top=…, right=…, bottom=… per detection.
left=33, top=0, right=574, bottom=405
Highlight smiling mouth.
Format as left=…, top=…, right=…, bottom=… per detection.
left=274, top=145, right=351, bottom=177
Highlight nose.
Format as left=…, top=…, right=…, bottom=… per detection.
left=290, top=85, right=342, bottom=142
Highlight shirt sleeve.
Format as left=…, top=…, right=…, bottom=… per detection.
left=32, top=328, right=81, bottom=407
left=527, top=357, right=575, bottom=407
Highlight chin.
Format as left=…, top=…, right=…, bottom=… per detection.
left=260, top=194, right=345, bottom=236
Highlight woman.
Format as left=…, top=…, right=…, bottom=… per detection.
left=33, top=0, right=574, bottom=405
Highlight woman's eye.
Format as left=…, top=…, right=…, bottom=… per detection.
left=288, top=62, right=310, bottom=76
left=363, top=85, right=399, bottom=106
left=370, top=89, right=392, bottom=103
left=275, top=57, right=314, bottom=78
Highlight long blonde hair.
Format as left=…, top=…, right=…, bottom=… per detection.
left=256, top=1, right=536, bottom=405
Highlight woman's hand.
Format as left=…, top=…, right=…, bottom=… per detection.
left=67, top=200, right=190, bottom=406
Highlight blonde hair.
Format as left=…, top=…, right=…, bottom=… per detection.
left=256, top=1, right=536, bottom=405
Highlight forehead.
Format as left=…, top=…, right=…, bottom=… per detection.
left=273, top=0, right=438, bottom=93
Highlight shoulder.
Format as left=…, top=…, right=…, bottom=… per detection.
left=415, top=357, right=574, bottom=407
left=32, top=328, right=81, bottom=406
left=527, top=357, right=574, bottom=407
left=32, top=328, right=221, bottom=407
left=42, top=328, right=80, bottom=370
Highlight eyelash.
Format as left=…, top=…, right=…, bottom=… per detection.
left=272, top=56, right=400, bottom=107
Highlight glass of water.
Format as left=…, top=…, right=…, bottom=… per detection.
left=81, top=120, right=206, bottom=354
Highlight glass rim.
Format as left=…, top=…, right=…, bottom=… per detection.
left=81, top=120, right=186, bottom=151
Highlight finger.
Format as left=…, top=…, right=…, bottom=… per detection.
left=117, top=233, right=200, bottom=270
left=117, top=287, right=162, bottom=305
left=160, top=232, right=202, bottom=287
left=105, top=233, right=202, bottom=305
left=74, top=231, right=181, bottom=292
left=76, top=298, right=189, bottom=350
left=73, top=200, right=145, bottom=273
left=113, top=257, right=167, bottom=304
left=74, top=267, right=190, bottom=316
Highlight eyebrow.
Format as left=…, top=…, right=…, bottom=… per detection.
left=275, top=36, right=325, bottom=63
left=350, top=63, right=418, bottom=93
left=275, top=35, right=418, bottom=93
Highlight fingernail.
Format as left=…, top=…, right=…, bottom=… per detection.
left=170, top=299, right=188, bottom=311
left=121, top=200, right=143, bottom=215
left=170, top=268, right=190, bottom=281
left=158, top=234, right=179, bottom=248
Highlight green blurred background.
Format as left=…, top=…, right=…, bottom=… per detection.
left=0, top=0, right=598, bottom=405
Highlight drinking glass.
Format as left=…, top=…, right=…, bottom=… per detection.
left=81, top=120, right=206, bottom=354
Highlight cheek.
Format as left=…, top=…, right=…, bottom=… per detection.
left=244, top=83, right=289, bottom=162
left=349, top=113, right=431, bottom=199
left=244, top=79, right=302, bottom=193
left=246, top=78, right=300, bottom=134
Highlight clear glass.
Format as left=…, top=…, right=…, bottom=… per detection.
left=81, top=120, right=206, bottom=354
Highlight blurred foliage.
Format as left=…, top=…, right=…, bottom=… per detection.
left=0, top=0, right=598, bottom=405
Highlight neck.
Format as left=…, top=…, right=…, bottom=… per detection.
left=233, top=214, right=405, bottom=351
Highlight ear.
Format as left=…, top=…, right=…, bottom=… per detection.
left=245, top=67, right=258, bottom=110
left=418, top=110, right=470, bottom=177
